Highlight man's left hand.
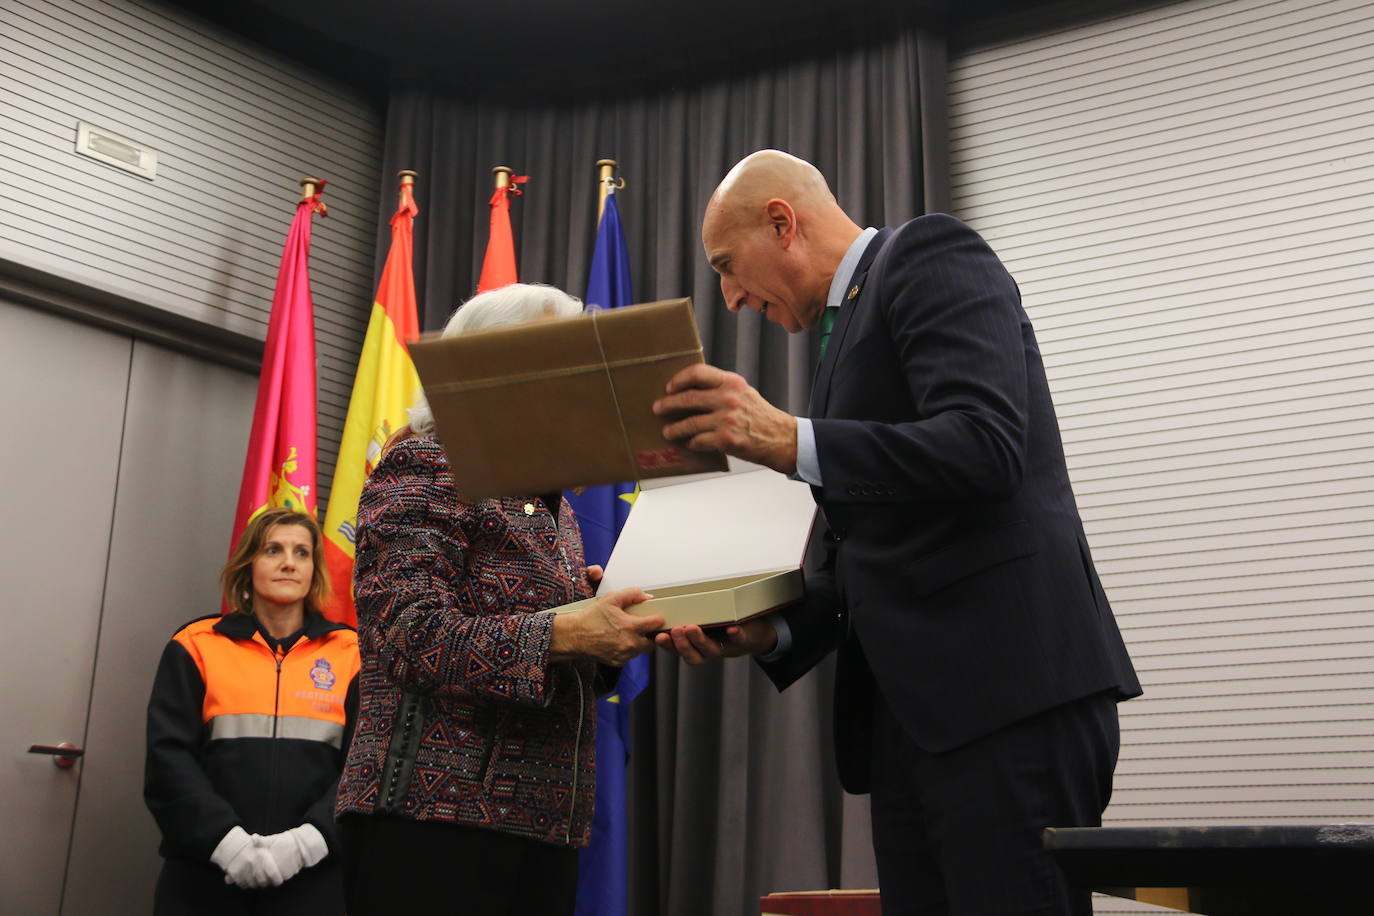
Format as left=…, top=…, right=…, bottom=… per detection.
left=653, top=364, right=798, bottom=473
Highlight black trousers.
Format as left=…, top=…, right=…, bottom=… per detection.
left=339, top=814, right=580, bottom=916
left=153, top=856, right=343, bottom=916
left=869, top=688, right=1120, bottom=916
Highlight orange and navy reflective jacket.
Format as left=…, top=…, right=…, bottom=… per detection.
left=144, top=611, right=359, bottom=862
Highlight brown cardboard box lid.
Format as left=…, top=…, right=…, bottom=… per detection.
left=409, top=297, right=726, bottom=498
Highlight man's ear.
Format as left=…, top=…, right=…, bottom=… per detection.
left=764, top=199, right=797, bottom=246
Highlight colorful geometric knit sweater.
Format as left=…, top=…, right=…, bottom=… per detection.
left=335, top=433, right=612, bottom=846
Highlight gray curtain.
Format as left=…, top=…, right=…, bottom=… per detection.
left=374, top=15, right=948, bottom=915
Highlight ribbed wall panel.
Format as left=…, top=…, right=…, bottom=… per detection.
left=952, top=0, right=1374, bottom=910
left=0, top=0, right=384, bottom=504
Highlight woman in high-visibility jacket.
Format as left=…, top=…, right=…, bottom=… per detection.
left=144, top=507, right=359, bottom=916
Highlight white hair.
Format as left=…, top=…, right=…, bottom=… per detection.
left=408, top=282, right=583, bottom=434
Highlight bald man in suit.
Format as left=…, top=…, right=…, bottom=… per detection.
left=653, top=150, right=1141, bottom=915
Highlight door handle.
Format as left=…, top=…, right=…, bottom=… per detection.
left=28, top=742, right=84, bottom=769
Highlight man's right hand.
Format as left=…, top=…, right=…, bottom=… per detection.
left=550, top=587, right=664, bottom=666
left=655, top=618, right=778, bottom=665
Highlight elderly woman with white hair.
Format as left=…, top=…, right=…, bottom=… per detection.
left=335, top=283, right=663, bottom=915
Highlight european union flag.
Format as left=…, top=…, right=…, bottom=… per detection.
left=570, top=189, right=646, bottom=916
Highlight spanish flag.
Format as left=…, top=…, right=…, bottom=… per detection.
left=227, top=182, right=326, bottom=576
left=321, top=174, right=421, bottom=624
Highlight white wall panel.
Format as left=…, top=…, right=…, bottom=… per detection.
left=951, top=0, right=1374, bottom=911
left=0, top=0, right=385, bottom=504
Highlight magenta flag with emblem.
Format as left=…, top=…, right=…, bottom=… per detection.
left=227, top=187, right=326, bottom=577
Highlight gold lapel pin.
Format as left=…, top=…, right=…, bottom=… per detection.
left=847, top=285, right=860, bottom=300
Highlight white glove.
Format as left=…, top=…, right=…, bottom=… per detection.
left=210, top=826, right=281, bottom=889
left=254, top=823, right=329, bottom=885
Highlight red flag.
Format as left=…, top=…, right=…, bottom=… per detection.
left=227, top=187, right=326, bottom=589
left=477, top=174, right=526, bottom=292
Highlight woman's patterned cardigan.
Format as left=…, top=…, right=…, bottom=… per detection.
left=335, top=433, right=614, bottom=846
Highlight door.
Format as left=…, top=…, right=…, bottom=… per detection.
left=61, top=338, right=256, bottom=913
left=0, top=301, right=132, bottom=913
left=0, top=298, right=258, bottom=913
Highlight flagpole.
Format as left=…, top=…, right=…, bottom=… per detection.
left=398, top=169, right=417, bottom=199
left=574, top=157, right=640, bottom=916
left=492, top=165, right=512, bottom=191
left=596, top=158, right=625, bottom=223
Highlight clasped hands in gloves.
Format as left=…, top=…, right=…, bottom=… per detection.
left=210, top=824, right=328, bottom=889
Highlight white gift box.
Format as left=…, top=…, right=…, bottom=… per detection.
left=553, top=458, right=818, bottom=629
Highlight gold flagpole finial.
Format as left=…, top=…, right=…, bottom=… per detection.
left=492, top=166, right=513, bottom=190
left=596, top=158, right=624, bottom=223
left=299, top=177, right=326, bottom=215
left=397, top=170, right=417, bottom=206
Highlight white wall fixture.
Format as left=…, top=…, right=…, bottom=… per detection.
left=75, top=121, right=157, bottom=179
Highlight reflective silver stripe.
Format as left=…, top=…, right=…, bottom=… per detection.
left=277, top=716, right=345, bottom=748
left=209, top=713, right=274, bottom=741
left=209, top=714, right=344, bottom=749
